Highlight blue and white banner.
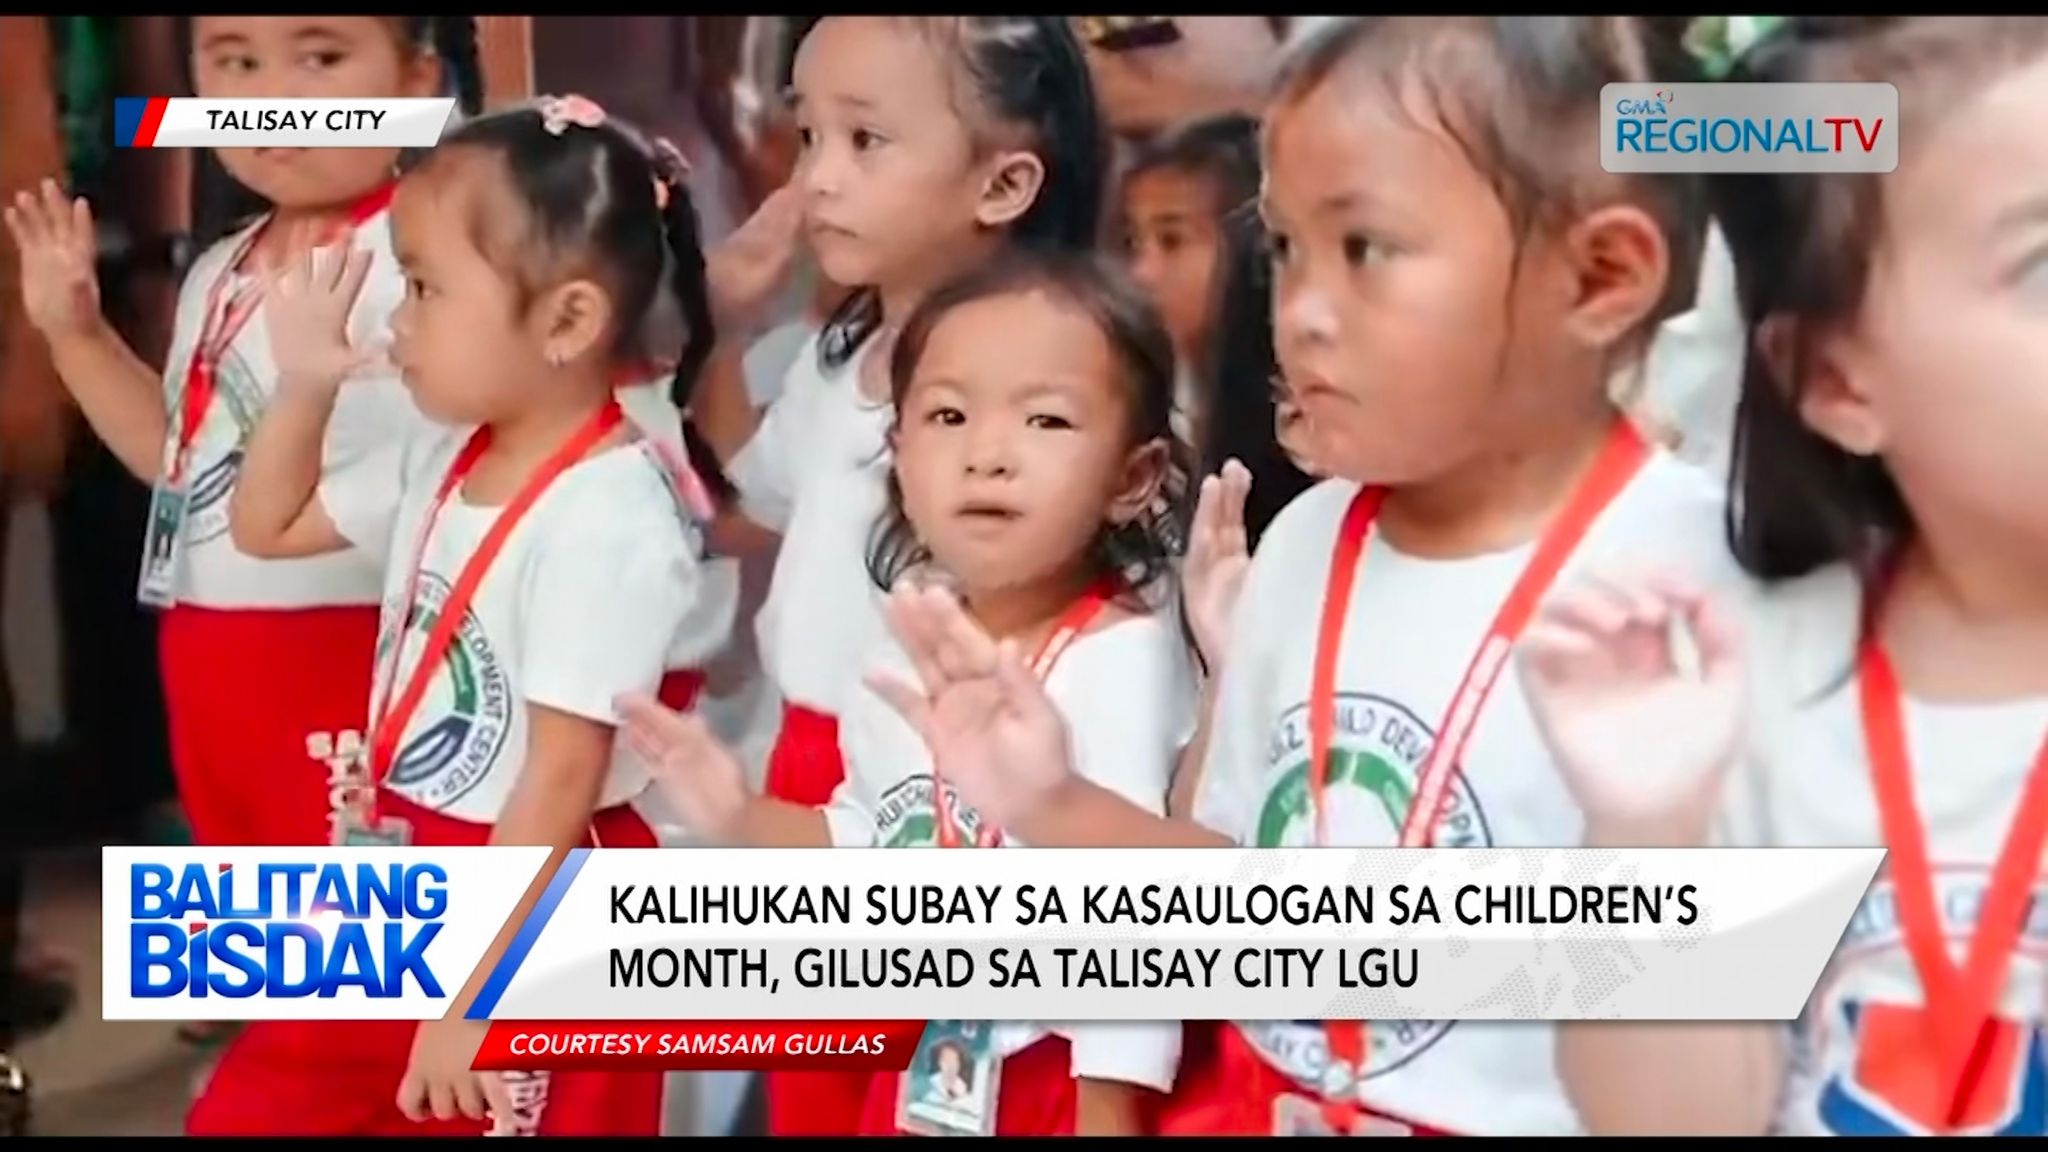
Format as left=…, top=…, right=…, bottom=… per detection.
left=105, top=846, right=1882, bottom=1024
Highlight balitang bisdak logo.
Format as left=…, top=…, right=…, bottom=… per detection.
left=127, top=859, right=448, bottom=1000
left=1602, top=82, right=1898, bottom=174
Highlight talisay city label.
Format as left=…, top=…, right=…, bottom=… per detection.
left=102, top=846, right=546, bottom=1020
left=114, top=97, right=455, bottom=149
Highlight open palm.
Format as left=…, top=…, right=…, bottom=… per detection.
left=1183, top=460, right=1252, bottom=670
left=616, top=694, right=749, bottom=841
left=4, top=180, right=104, bottom=339
left=264, top=221, right=377, bottom=392
left=867, top=585, right=1077, bottom=834
left=1516, top=569, right=1747, bottom=841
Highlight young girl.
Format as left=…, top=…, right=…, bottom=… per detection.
left=1517, top=17, right=2048, bottom=1138
left=850, top=15, right=1750, bottom=1137
left=1117, top=111, right=1259, bottom=447
left=3, top=15, right=478, bottom=852
left=620, top=250, right=1196, bottom=1137
left=184, top=97, right=732, bottom=1137
left=682, top=15, right=1108, bottom=1136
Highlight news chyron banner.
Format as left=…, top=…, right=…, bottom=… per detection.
left=114, top=97, right=455, bottom=149
left=104, top=847, right=1883, bottom=1075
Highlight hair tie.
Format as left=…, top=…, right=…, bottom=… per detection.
left=539, top=93, right=607, bottom=136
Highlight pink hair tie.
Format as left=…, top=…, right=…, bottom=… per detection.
left=539, top=93, right=607, bottom=136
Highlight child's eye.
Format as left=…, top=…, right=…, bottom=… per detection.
left=851, top=128, right=885, bottom=152
left=1027, top=413, right=1074, bottom=431
left=1156, top=229, right=1187, bottom=255
left=926, top=406, right=965, bottom=427
left=795, top=125, right=817, bottom=150
left=301, top=50, right=348, bottom=71
left=406, top=276, right=432, bottom=300
left=213, top=53, right=258, bottom=76
left=1267, top=231, right=1294, bottom=269
left=1342, top=232, right=1383, bottom=267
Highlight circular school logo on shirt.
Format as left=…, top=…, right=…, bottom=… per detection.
left=1802, top=871, right=2048, bottom=1137
left=376, top=571, right=512, bottom=809
left=1242, top=692, right=1495, bottom=1091
left=873, top=776, right=994, bottom=849
left=179, top=350, right=266, bottom=546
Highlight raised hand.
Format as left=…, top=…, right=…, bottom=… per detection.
left=705, top=180, right=803, bottom=334
left=615, top=694, right=750, bottom=841
left=1184, top=459, right=1252, bottom=669
left=263, top=220, right=377, bottom=393
left=1516, top=569, right=1748, bottom=846
left=864, top=584, right=1077, bottom=836
left=4, top=179, right=104, bottom=341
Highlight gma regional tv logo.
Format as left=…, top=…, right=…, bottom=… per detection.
left=1602, top=82, right=1898, bottom=174
left=103, top=847, right=548, bottom=1021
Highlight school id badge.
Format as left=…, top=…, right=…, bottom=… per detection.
left=896, top=1021, right=1001, bottom=1137
left=1271, top=1094, right=1417, bottom=1138
left=136, top=481, right=189, bottom=609
left=333, top=812, right=413, bottom=848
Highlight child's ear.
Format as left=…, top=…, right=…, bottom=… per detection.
left=1761, top=313, right=1887, bottom=458
left=973, top=150, right=1048, bottom=231
left=538, top=278, right=615, bottom=368
left=402, top=43, right=444, bottom=100
left=1105, top=437, right=1169, bottom=526
left=1559, top=203, right=1670, bottom=352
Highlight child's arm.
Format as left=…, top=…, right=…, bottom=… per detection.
left=1517, top=570, right=1782, bottom=1134
left=4, top=181, right=169, bottom=481
left=1075, top=1077, right=1151, bottom=1137
left=229, top=238, right=384, bottom=559
left=398, top=703, right=618, bottom=1126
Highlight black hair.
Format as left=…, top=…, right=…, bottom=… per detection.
left=1717, top=16, right=2048, bottom=584
left=179, top=16, right=483, bottom=251
left=410, top=98, right=728, bottom=501
left=1273, top=17, right=1711, bottom=333
left=1120, top=112, right=1263, bottom=383
left=865, top=249, right=1188, bottom=604
left=1198, top=210, right=1316, bottom=552
left=802, top=16, right=1109, bottom=371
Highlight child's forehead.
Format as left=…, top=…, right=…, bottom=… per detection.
left=791, top=18, right=955, bottom=114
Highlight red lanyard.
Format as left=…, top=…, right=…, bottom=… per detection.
left=365, top=400, right=626, bottom=791
left=1305, top=418, right=1647, bottom=1118
left=931, top=579, right=1116, bottom=849
left=170, top=182, right=397, bottom=484
left=1859, top=637, right=2048, bottom=1132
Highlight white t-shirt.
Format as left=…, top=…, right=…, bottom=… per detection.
left=155, top=209, right=435, bottom=610
left=827, top=607, right=1200, bottom=1092
left=325, top=423, right=726, bottom=825
left=1720, top=565, right=2048, bottom=1138
left=1192, top=448, right=1746, bottom=1136
left=728, top=331, right=895, bottom=715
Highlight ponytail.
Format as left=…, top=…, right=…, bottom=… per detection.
left=413, top=15, right=483, bottom=114
left=649, top=144, right=737, bottom=506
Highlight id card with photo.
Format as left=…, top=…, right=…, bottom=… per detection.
left=896, top=1021, right=1001, bottom=1138
left=334, top=814, right=413, bottom=848
left=1271, top=1094, right=1415, bottom=1137
left=137, top=482, right=189, bottom=609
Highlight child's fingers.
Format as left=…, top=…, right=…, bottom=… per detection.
left=864, top=670, right=933, bottom=738
left=427, top=1078, right=461, bottom=1122
left=68, top=194, right=93, bottom=252
left=1218, top=458, right=1251, bottom=538
left=336, top=246, right=374, bottom=306
left=395, top=1071, right=429, bottom=1123
left=481, top=1073, right=516, bottom=1134
left=882, top=590, right=951, bottom=697
left=453, top=1072, right=490, bottom=1122
left=1685, top=590, right=1747, bottom=684
left=1516, top=619, right=1606, bottom=683
left=925, top=587, right=999, bottom=683
left=38, top=179, right=69, bottom=233
left=991, top=638, right=1058, bottom=728
left=1536, top=582, right=1634, bottom=639
left=3, top=199, right=39, bottom=250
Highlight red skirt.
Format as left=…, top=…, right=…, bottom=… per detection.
left=860, top=1035, right=1075, bottom=1135
left=1154, top=1023, right=1459, bottom=1136
left=182, top=669, right=702, bottom=1140
left=158, top=603, right=380, bottom=847
left=759, top=702, right=871, bottom=1135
